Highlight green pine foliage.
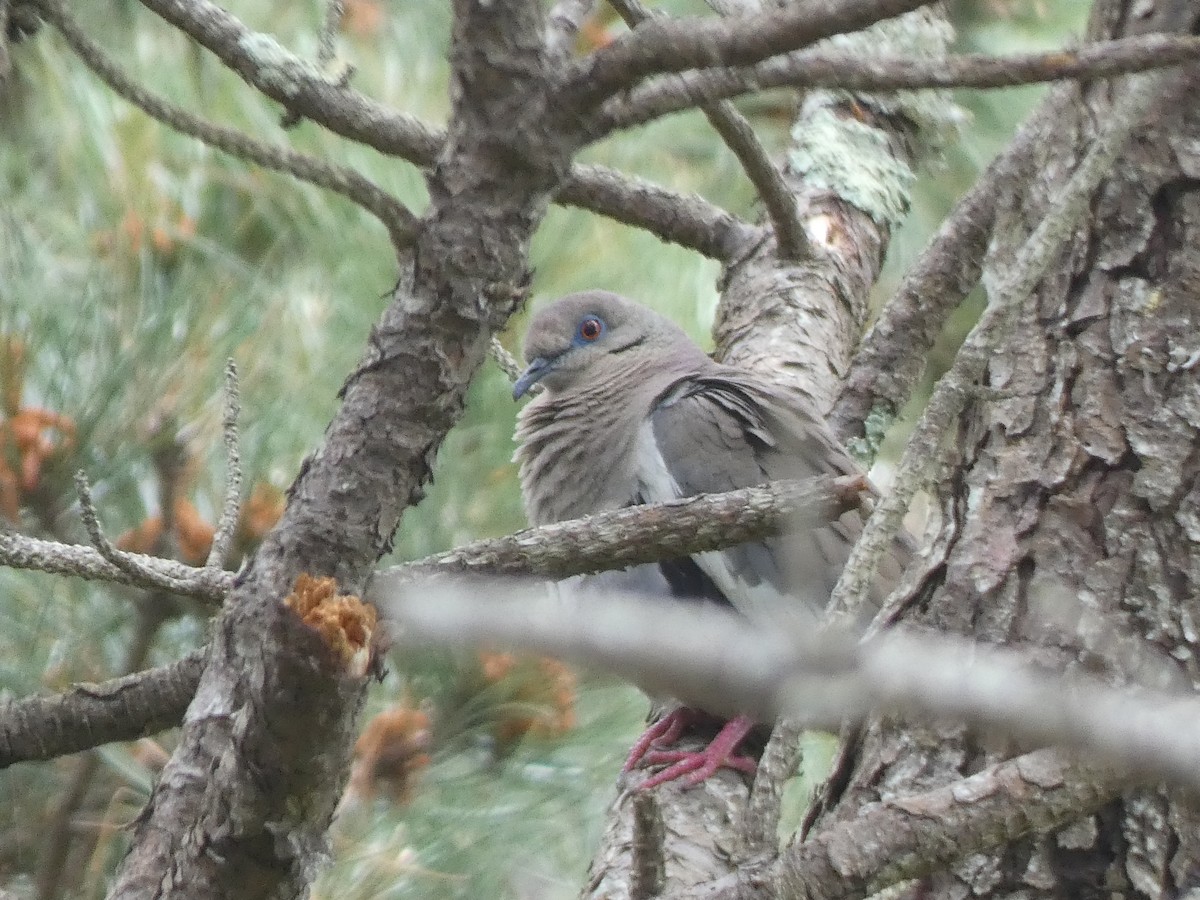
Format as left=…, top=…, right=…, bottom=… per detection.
left=0, top=1, right=1084, bottom=897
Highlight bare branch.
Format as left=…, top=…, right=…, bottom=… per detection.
left=206, top=360, right=243, bottom=570
left=134, top=0, right=750, bottom=258
left=697, top=750, right=1119, bottom=900
left=0, top=649, right=205, bottom=769
left=827, top=72, right=1163, bottom=623
left=317, top=0, right=344, bottom=68
left=74, top=471, right=202, bottom=596
left=36, top=0, right=418, bottom=247
left=559, top=0, right=932, bottom=110
left=742, top=719, right=804, bottom=852
left=593, top=33, right=1200, bottom=134
left=557, top=163, right=757, bottom=259
left=606, top=0, right=806, bottom=259
left=829, top=83, right=1077, bottom=450
left=546, top=0, right=597, bottom=61
left=136, top=0, right=443, bottom=161
left=0, top=475, right=861, bottom=608
left=384, top=584, right=1200, bottom=794
left=0, top=530, right=231, bottom=600
left=383, top=474, right=867, bottom=583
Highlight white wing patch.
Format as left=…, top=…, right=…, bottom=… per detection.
left=633, top=421, right=794, bottom=627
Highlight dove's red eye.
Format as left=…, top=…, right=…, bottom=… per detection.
left=578, top=317, right=604, bottom=341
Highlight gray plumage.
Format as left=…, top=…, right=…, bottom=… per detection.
left=513, top=290, right=896, bottom=624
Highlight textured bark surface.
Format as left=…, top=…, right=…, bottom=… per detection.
left=582, top=11, right=953, bottom=897
left=805, top=3, right=1200, bottom=897
left=108, top=2, right=576, bottom=896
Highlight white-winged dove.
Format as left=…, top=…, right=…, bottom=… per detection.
left=512, top=290, right=900, bottom=789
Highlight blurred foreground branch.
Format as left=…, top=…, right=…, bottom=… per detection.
left=383, top=583, right=1198, bottom=794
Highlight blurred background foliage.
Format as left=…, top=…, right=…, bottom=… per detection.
left=0, top=0, right=1084, bottom=897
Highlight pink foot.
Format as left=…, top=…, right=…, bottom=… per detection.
left=622, top=708, right=696, bottom=773
left=633, top=715, right=758, bottom=790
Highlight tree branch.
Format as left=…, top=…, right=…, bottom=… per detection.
left=384, top=474, right=867, bottom=582
left=827, top=72, right=1163, bottom=623
left=698, top=750, right=1120, bottom=900
left=0, top=649, right=206, bottom=769
left=206, top=360, right=243, bottom=569
left=557, top=164, right=756, bottom=259
left=592, top=33, right=1200, bottom=135
left=559, top=0, right=932, bottom=110
left=385, top=584, right=1200, bottom=794
left=136, top=0, right=442, bottom=160
left=131, top=0, right=749, bottom=258
left=606, top=0, right=807, bottom=259
left=36, top=0, right=418, bottom=247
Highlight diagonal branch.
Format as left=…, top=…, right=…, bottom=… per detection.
left=557, top=164, right=756, bottom=258
left=0, top=649, right=206, bottom=769
left=606, top=0, right=806, bottom=259
left=132, top=0, right=749, bottom=258
left=387, top=474, right=866, bottom=582
left=36, top=0, right=418, bottom=247
left=697, top=750, right=1120, bottom=900
left=558, top=0, right=932, bottom=110
left=592, top=33, right=1200, bottom=136
left=136, top=0, right=442, bottom=161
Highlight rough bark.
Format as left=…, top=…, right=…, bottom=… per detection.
left=583, top=9, right=955, bottom=897
left=107, top=2, right=578, bottom=896
left=803, top=3, right=1200, bottom=897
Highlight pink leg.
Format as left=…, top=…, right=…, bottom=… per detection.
left=636, top=715, right=758, bottom=790
left=622, top=708, right=696, bottom=773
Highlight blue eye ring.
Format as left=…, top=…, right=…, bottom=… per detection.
left=577, top=316, right=604, bottom=342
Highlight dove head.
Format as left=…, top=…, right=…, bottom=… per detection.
left=513, top=290, right=703, bottom=399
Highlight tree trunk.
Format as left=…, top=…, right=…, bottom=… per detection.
left=805, top=2, right=1200, bottom=896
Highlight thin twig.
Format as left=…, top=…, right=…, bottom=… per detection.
left=0, top=529, right=232, bottom=600
left=826, top=72, right=1163, bottom=623
left=74, top=471, right=199, bottom=595
left=317, top=0, right=343, bottom=67
left=606, top=0, right=806, bottom=259
left=35, top=0, right=419, bottom=248
left=489, top=336, right=528, bottom=385
left=545, top=0, right=597, bottom=61
left=591, top=33, right=1200, bottom=135
left=742, top=719, right=804, bottom=853
left=629, top=792, right=667, bottom=900
left=206, top=360, right=243, bottom=569
left=560, top=0, right=930, bottom=110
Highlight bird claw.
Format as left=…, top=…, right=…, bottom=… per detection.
left=626, top=713, right=757, bottom=790
left=622, top=708, right=695, bottom=773
left=636, top=747, right=758, bottom=790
